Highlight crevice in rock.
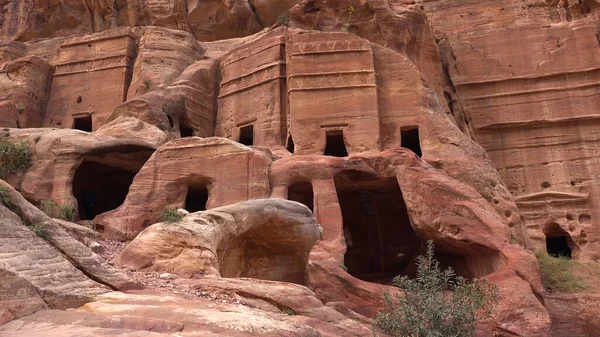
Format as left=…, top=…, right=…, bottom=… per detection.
left=515, top=268, right=546, bottom=306
left=45, top=229, right=119, bottom=291
left=437, top=38, right=478, bottom=142
left=83, top=0, right=96, bottom=32
left=248, top=0, right=265, bottom=29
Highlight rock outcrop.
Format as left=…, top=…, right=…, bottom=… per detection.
left=0, top=290, right=381, bottom=337
left=0, top=180, right=141, bottom=292
left=424, top=0, right=600, bottom=262
left=97, top=137, right=272, bottom=239
left=115, top=199, right=321, bottom=284
left=4, top=0, right=600, bottom=335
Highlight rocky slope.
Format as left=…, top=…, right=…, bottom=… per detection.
left=2, top=0, right=600, bottom=336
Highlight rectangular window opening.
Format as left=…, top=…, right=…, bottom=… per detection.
left=400, top=127, right=422, bottom=157
left=239, top=125, right=254, bottom=146
left=324, top=130, right=348, bottom=157
left=73, top=115, right=93, bottom=132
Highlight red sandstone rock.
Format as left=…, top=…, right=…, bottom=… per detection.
left=187, top=0, right=264, bottom=41
left=0, top=197, right=110, bottom=317
left=545, top=293, right=600, bottom=337
left=288, top=0, right=446, bottom=100
left=0, top=269, right=48, bottom=326
left=424, top=0, right=600, bottom=262
left=126, top=27, right=205, bottom=99
left=97, top=137, right=271, bottom=239
left=0, top=291, right=381, bottom=336
left=2, top=1, right=597, bottom=334
left=0, top=180, right=142, bottom=291
left=0, top=56, right=53, bottom=128
left=2, top=128, right=155, bottom=214
left=115, top=199, right=321, bottom=284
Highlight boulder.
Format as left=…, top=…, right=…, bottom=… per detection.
left=115, top=199, right=321, bottom=284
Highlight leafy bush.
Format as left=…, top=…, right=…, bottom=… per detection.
left=40, top=200, right=75, bottom=221
left=535, top=251, right=585, bottom=293
left=0, top=139, right=31, bottom=178
left=276, top=12, right=290, bottom=27
left=281, top=307, right=295, bottom=316
left=374, top=241, right=499, bottom=337
left=58, top=204, right=75, bottom=221
left=27, top=223, right=48, bottom=240
left=40, top=200, right=57, bottom=216
left=0, top=186, right=14, bottom=210
left=160, top=208, right=183, bottom=222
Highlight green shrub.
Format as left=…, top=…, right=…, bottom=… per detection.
left=160, top=208, right=183, bottom=222
left=276, top=12, right=290, bottom=27
left=374, top=241, right=499, bottom=337
left=27, top=223, right=48, bottom=240
left=40, top=200, right=57, bottom=216
left=535, top=251, right=585, bottom=293
left=0, top=139, right=31, bottom=178
left=58, top=203, right=75, bottom=221
left=40, top=200, right=75, bottom=221
left=0, top=186, right=14, bottom=210
left=339, top=264, right=348, bottom=272
left=281, top=307, right=295, bottom=316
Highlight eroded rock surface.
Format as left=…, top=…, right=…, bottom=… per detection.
left=3, top=0, right=599, bottom=335
left=0, top=291, right=381, bottom=337
left=97, top=137, right=272, bottom=240
left=115, top=199, right=321, bottom=284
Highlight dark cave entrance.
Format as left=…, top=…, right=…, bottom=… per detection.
left=324, top=130, right=348, bottom=157
left=545, top=223, right=574, bottom=258
left=185, top=185, right=209, bottom=212
left=180, top=124, right=194, bottom=137
left=287, top=135, right=295, bottom=154
left=546, top=236, right=572, bottom=258
left=73, top=161, right=136, bottom=220
left=239, top=125, right=254, bottom=146
left=73, top=115, right=93, bottom=132
left=401, top=127, right=422, bottom=157
left=288, top=182, right=314, bottom=212
left=335, top=171, right=421, bottom=284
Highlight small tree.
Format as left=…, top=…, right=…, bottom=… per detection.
left=374, top=241, right=499, bottom=337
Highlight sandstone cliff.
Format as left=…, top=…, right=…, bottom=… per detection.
left=2, top=0, right=600, bottom=336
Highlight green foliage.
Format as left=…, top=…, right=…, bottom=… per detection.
left=160, top=208, right=183, bottom=222
left=340, top=264, right=348, bottom=272
left=40, top=200, right=75, bottom=221
left=535, top=251, right=586, bottom=293
left=347, top=5, right=355, bottom=15
left=276, top=12, right=290, bottom=27
left=374, top=241, right=499, bottom=337
left=27, top=223, right=48, bottom=240
left=0, top=186, right=14, bottom=210
left=16, top=105, right=25, bottom=113
left=281, top=307, right=295, bottom=316
left=58, top=203, right=75, bottom=221
left=0, top=139, right=31, bottom=178
left=40, top=200, right=57, bottom=216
